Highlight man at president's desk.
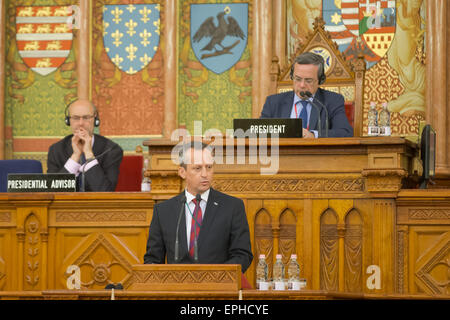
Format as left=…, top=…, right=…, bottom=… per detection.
left=260, top=52, right=353, bottom=138
left=144, top=141, right=253, bottom=274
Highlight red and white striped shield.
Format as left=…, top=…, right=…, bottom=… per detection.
left=16, top=6, right=74, bottom=76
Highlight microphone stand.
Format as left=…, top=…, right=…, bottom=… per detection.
left=174, top=195, right=187, bottom=263
left=79, top=147, right=113, bottom=192
left=305, top=91, right=329, bottom=138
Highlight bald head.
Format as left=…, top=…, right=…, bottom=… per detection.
left=67, top=99, right=97, bottom=136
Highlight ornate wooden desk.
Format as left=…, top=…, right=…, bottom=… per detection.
left=0, top=137, right=448, bottom=297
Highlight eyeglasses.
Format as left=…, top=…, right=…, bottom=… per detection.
left=70, top=115, right=95, bottom=121
left=293, top=76, right=316, bottom=85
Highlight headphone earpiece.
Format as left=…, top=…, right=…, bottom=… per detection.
left=94, top=116, right=100, bottom=127
left=318, top=70, right=326, bottom=85
left=64, top=103, right=71, bottom=126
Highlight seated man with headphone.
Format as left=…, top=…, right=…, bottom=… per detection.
left=260, top=52, right=353, bottom=138
left=47, top=99, right=123, bottom=191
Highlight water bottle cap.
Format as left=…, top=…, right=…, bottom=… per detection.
left=276, top=254, right=282, bottom=259
left=259, top=254, right=265, bottom=259
left=290, top=254, right=297, bottom=259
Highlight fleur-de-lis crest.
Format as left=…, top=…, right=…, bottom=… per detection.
left=103, top=4, right=160, bottom=74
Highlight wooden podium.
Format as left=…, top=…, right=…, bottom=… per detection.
left=124, top=264, right=241, bottom=291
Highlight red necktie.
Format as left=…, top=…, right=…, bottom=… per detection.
left=189, top=198, right=202, bottom=258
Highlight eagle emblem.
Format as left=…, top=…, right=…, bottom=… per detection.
left=190, top=4, right=248, bottom=74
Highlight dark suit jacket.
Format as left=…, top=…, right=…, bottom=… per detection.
left=47, top=134, right=123, bottom=191
left=144, top=188, right=253, bottom=273
left=260, top=88, right=353, bottom=137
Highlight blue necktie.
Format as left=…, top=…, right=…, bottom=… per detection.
left=77, top=154, right=86, bottom=191
left=299, top=100, right=308, bottom=129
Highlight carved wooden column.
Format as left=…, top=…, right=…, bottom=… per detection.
left=0, top=0, right=5, bottom=159
left=251, top=0, right=260, bottom=117
left=337, top=223, right=345, bottom=292
left=426, top=0, right=449, bottom=179
left=272, top=0, right=286, bottom=71
left=396, top=225, right=408, bottom=294
left=252, top=0, right=272, bottom=118
left=78, top=0, right=90, bottom=99
left=163, top=0, right=176, bottom=138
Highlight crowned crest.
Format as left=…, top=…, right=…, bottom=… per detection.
left=190, top=3, right=248, bottom=74
left=103, top=4, right=160, bottom=74
left=323, top=0, right=396, bottom=68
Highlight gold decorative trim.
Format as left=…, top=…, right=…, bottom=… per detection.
left=55, top=211, right=147, bottom=222
left=409, top=209, right=450, bottom=220
left=213, top=178, right=365, bottom=193
left=129, top=269, right=236, bottom=285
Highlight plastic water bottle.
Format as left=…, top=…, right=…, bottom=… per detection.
left=287, top=254, right=301, bottom=290
left=141, top=159, right=151, bottom=192
left=378, top=102, right=391, bottom=136
left=255, top=254, right=269, bottom=290
left=273, top=254, right=285, bottom=290
left=368, top=102, right=379, bottom=136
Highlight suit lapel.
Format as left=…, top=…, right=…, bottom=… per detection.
left=281, top=91, right=295, bottom=118
left=197, top=188, right=220, bottom=251
left=64, top=135, right=74, bottom=161
left=92, top=134, right=105, bottom=158
left=170, top=192, right=189, bottom=259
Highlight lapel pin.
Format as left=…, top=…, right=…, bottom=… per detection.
left=214, top=202, right=218, bottom=206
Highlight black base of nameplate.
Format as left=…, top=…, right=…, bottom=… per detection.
left=7, top=173, right=76, bottom=192
left=233, top=118, right=302, bottom=138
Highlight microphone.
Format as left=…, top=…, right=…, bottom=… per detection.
left=174, top=195, right=187, bottom=263
left=299, top=91, right=322, bottom=138
left=80, top=147, right=113, bottom=192
left=304, top=91, right=329, bottom=137
left=193, top=194, right=202, bottom=263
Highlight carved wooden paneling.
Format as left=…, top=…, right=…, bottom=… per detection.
left=23, top=213, right=40, bottom=290
left=396, top=225, right=408, bottom=294
left=58, top=232, right=142, bottom=290
left=344, top=209, right=362, bottom=292
left=0, top=229, right=8, bottom=290
left=0, top=212, right=11, bottom=223
left=279, top=209, right=296, bottom=266
left=213, top=177, right=365, bottom=194
left=409, top=209, right=450, bottom=220
left=412, top=228, right=450, bottom=295
left=254, top=209, right=273, bottom=280
left=320, top=209, right=339, bottom=291
left=124, top=264, right=240, bottom=291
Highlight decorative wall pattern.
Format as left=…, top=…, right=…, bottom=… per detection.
left=91, top=0, right=165, bottom=138
left=178, top=0, right=252, bottom=134
left=5, top=0, right=76, bottom=160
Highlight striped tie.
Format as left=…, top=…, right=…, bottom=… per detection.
left=299, top=100, right=308, bottom=129
left=189, top=198, right=202, bottom=258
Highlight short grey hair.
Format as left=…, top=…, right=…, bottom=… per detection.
left=178, top=141, right=213, bottom=168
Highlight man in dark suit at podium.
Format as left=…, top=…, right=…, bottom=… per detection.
left=260, top=52, right=353, bottom=138
left=144, top=142, right=253, bottom=273
left=47, top=99, right=123, bottom=191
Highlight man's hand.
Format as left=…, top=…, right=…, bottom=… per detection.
left=77, top=128, right=94, bottom=159
left=71, top=128, right=94, bottom=162
left=302, top=128, right=315, bottom=139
